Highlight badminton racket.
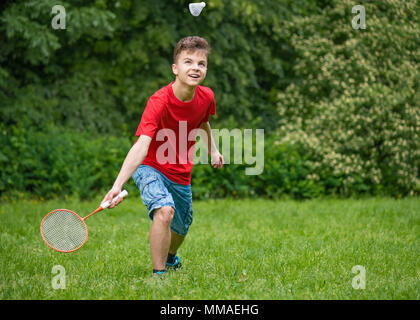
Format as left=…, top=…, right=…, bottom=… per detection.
left=40, top=190, right=128, bottom=253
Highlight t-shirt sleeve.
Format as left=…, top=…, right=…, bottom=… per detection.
left=202, top=90, right=216, bottom=123
left=135, top=96, right=165, bottom=138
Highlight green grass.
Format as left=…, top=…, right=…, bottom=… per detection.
left=0, top=196, right=419, bottom=299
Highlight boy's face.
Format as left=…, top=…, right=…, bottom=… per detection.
left=172, top=49, right=208, bottom=88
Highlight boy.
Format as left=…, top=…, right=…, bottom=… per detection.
left=102, top=36, right=224, bottom=276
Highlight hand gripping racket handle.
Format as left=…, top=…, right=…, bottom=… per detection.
left=100, top=190, right=128, bottom=209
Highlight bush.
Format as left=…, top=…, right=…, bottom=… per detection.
left=275, top=0, right=420, bottom=197
left=191, top=132, right=326, bottom=200
left=1, top=1, right=418, bottom=200
left=1, top=123, right=418, bottom=201
left=0, top=124, right=135, bottom=199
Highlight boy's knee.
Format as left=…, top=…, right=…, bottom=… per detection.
left=154, top=206, right=174, bottom=225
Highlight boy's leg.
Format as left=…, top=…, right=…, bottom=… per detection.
left=132, top=165, right=176, bottom=272
left=169, top=230, right=185, bottom=255
left=149, top=206, right=174, bottom=270
left=132, top=164, right=192, bottom=271
left=166, top=182, right=192, bottom=265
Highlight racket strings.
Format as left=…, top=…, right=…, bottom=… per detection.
left=41, top=210, right=87, bottom=252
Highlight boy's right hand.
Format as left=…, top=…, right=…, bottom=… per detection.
left=102, top=187, right=123, bottom=209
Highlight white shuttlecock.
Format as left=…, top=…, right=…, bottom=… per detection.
left=189, top=2, right=206, bottom=17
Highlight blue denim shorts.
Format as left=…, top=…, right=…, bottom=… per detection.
left=132, top=165, right=193, bottom=236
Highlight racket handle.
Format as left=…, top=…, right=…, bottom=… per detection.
left=101, top=190, right=128, bottom=209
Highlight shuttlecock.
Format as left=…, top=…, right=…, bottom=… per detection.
left=189, top=2, right=206, bottom=17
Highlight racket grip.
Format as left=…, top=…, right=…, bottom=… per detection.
left=101, top=190, right=128, bottom=209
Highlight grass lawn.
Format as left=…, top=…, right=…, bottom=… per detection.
left=0, top=196, right=419, bottom=299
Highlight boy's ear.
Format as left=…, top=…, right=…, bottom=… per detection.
left=172, top=63, right=178, bottom=76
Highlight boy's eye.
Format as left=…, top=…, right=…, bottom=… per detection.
left=183, top=60, right=206, bottom=67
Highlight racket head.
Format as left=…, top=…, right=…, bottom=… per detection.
left=40, top=209, right=88, bottom=253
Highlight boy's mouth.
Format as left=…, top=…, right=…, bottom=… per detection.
left=188, top=74, right=200, bottom=79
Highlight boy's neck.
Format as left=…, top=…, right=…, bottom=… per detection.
left=172, top=80, right=196, bottom=102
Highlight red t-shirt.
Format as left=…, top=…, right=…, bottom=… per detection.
left=135, top=82, right=216, bottom=185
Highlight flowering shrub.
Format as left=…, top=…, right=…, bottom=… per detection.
left=275, top=0, right=420, bottom=196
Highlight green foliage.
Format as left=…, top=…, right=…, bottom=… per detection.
left=275, top=0, right=420, bottom=197
left=1, top=0, right=418, bottom=199
left=0, top=0, right=310, bottom=134
left=0, top=124, right=134, bottom=199
left=0, top=0, right=121, bottom=134
left=1, top=123, right=323, bottom=200
left=192, top=132, right=326, bottom=200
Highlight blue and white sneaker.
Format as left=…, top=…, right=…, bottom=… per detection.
left=166, top=256, right=182, bottom=270
left=153, top=270, right=167, bottom=278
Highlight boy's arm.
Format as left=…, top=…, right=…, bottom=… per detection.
left=199, top=121, right=224, bottom=169
left=102, top=134, right=152, bottom=208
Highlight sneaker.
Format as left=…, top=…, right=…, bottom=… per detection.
left=153, top=270, right=167, bottom=278
left=166, top=255, right=182, bottom=270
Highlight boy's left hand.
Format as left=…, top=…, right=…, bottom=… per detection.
left=211, top=151, right=224, bottom=169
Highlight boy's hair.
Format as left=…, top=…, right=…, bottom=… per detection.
left=173, top=36, right=210, bottom=63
